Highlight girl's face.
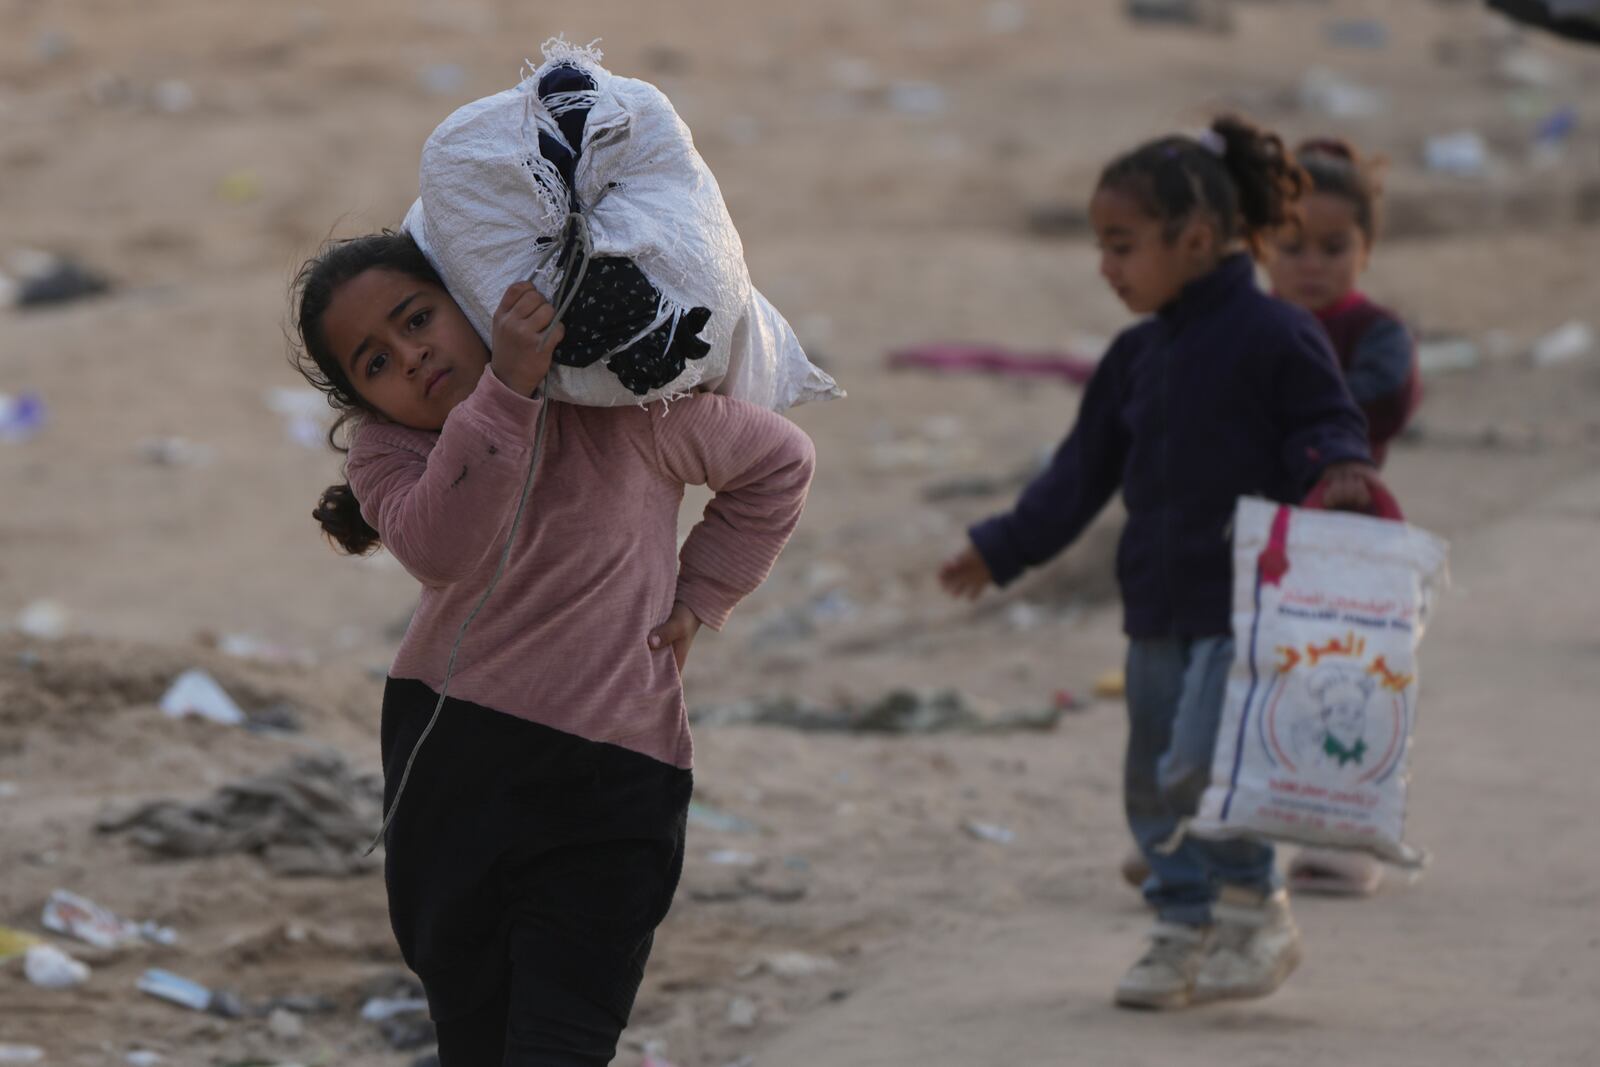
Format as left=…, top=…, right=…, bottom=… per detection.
left=1091, top=187, right=1220, bottom=315
left=321, top=268, right=489, bottom=431
left=1266, top=192, right=1369, bottom=312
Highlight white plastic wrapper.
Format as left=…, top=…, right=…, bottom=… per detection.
left=1190, top=497, right=1448, bottom=866
left=403, top=39, right=841, bottom=411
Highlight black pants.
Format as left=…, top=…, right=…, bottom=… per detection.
left=380, top=678, right=691, bottom=1066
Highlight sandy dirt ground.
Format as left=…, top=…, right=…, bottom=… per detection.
left=2, top=0, right=1599, bottom=1064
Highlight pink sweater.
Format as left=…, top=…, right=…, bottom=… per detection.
left=346, top=370, right=816, bottom=769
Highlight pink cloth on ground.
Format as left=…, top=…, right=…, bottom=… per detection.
left=347, top=369, right=816, bottom=769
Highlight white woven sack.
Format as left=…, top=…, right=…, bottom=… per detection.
left=1189, top=497, right=1448, bottom=866
left=403, top=39, right=841, bottom=411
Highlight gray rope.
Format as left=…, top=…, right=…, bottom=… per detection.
left=364, top=213, right=593, bottom=856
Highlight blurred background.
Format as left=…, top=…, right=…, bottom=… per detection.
left=2, top=1, right=1597, bottom=1064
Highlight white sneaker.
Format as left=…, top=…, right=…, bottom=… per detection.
left=1194, top=886, right=1303, bottom=1002
left=1114, top=921, right=1212, bottom=1010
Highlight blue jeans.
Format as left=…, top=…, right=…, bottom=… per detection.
left=1125, top=636, right=1277, bottom=926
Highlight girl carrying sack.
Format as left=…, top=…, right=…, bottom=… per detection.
left=1190, top=492, right=1448, bottom=867
left=403, top=38, right=841, bottom=411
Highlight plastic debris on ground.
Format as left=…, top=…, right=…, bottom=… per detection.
left=0, top=926, right=43, bottom=963
left=15, top=600, right=69, bottom=639
left=1417, top=337, right=1483, bottom=374
left=1123, top=0, right=1232, bottom=31
left=692, top=688, right=1065, bottom=735
left=761, top=951, right=838, bottom=979
left=139, top=436, right=217, bottom=467
left=0, top=393, right=47, bottom=443
left=1530, top=320, right=1594, bottom=366
left=727, top=995, right=760, bottom=1029
left=125, top=1053, right=164, bottom=1067
left=137, top=968, right=241, bottom=1015
left=962, top=819, right=1017, bottom=845
left=264, top=387, right=329, bottom=449
left=98, top=755, right=384, bottom=877
left=159, top=668, right=247, bottom=726
left=887, top=343, right=1098, bottom=386
left=1298, top=67, right=1385, bottom=118
left=886, top=81, right=948, bottom=116
left=1093, top=669, right=1126, bottom=699
left=151, top=80, right=196, bottom=114
left=0, top=1047, right=44, bottom=1064
left=24, top=943, right=90, bottom=988
left=216, top=169, right=261, bottom=204
left=3, top=252, right=111, bottom=308
left=361, top=996, right=430, bottom=1022
left=707, top=849, right=761, bottom=868
left=687, top=801, right=760, bottom=836
left=420, top=62, right=466, bottom=95
left=1424, top=131, right=1491, bottom=178
left=43, top=888, right=176, bottom=949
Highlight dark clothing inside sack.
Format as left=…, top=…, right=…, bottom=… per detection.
left=535, top=64, right=712, bottom=396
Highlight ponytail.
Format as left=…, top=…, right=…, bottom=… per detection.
left=1096, top=113, right=1307, bottom=256
left=313, top=481, right=381, bottom=556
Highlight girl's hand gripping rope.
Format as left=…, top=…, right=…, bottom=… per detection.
left=491, top=281, right=564, bottom=396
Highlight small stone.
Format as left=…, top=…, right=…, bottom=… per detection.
left=267, top=1006, right=303, bottom=1040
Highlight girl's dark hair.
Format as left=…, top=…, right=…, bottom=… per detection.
left=1096, top=114, right=1308, bottom=256
left=290, top=230, right=444, bottom=555
left=1294, top=137, right=1386, bottom=244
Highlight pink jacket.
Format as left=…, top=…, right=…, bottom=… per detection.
left=347, top=369, right=816, bottom=768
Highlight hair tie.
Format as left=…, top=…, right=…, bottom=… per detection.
left=1195, top=128, right=1226, bottom=158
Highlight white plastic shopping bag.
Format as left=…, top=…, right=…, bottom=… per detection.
left=403, top=38, right=841, bottom=411
left=1190, top=497, right=1448, bottom=866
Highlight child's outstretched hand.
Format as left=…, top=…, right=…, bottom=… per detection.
left=938, top=544, right=994, bottom=601
left=1317, top=461, right=1377, bottom=512
left=649, top=601, right=703, bottom=674
left=490, top=281, right=564, bottom=396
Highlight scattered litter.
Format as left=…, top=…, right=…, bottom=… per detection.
left=1323, top=19, right=1389, bottom=48
left=1497, top=46, right=1564, bottom=89
left=1124, top=0, right=1232, bottom=31
left=763, top=951, right=838, bottom=979
left=1005, top=601, right=1045, bottom=632
left=1530, top=320, right=1594, bottom=366
left=139, top=436, right=217, bottom=468
left=886, top=81, right=947, bottom=116
left=360, top=996, right=430, bottom=1022
left=0, top=926, right=43, bottom=963
left=5, top=253, right=111, bottom=308
left=1298, top=67, right=1385, bottom=118
left=641, top=1049, right=679, bottom=1067
left=888, top=343, right=1097, bottom=386
left=420, top=62, right=467, bottom=96
left=0, top=781, right=17, bottom=799
left=137, top=968, right=243, bottom=1015
left=0, top=1047, right=44, bottom=1064
left=24, top=943, right=90, bottom=989
left=962, top=819, right=1016, bottom=845
left=159, top=669, right=247, bottom=726
left=43, top=889, right=176, bottom=949
left=1053, top=689, right=1084, bottom=712
left=1093, top=669, right=1126, bottom=699
left=1534, top=104, right=1578, bottom=148
left=1417, top=337, right=1483, bottom=374
left=264, top=387, right=329, bottom=449
left=1424, top=131, right=1491, bottom=178
left=707, top=849, right=761, bottom=868
left=267, top=1007, right=304, bottom=1040
left=693, top=688, right=1066, bottom=735
left=0, top=393, right=47, bottom=444
left=16, top=600, right=69, bottom=640
left=98, top=755, right=384, bottom=877
left=687, top=801, right=760, bottom=836
left=152, top=80, right=196, bottom=114
left=828, top=56, right=880, bottom=92
left=125, top=1052, right=164, bottom=1067
left=727, top=995, right=759, bottom=1029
